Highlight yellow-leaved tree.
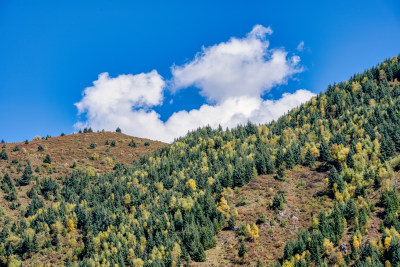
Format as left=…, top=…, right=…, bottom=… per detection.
left=185, top=179, right=197, bottom=191
left=217, top=197, right=230, bottom=218
left=67, top=219, right=75, bottom=232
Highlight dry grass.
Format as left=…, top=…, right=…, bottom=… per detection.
left=0, top=131, right=166, bottom=217
left=193, top=165, right=332, bottom=266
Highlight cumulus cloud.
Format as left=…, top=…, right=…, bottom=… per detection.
left=75, top=25, right=315, bottom=143
left=171, top=25, right=302, bottom=103
left=75, top=70, right=165, bottom=131
left=75, top=71, right=314, bottom=142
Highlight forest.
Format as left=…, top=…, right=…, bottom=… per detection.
left=1, top=55, right=400, bottom=266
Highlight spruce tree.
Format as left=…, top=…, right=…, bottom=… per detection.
left=19, top=164, right=33, bottom=186
left=304, top=149, right=315, bottom=167
left=238, top=238, right=248, bottom=258
left=284, top=148, right=295, bottom=169
left=43, top=154, right=52, bottom=164
left=275, top=149, right=284, bottom=168
left=255, top=153, right=266, bottom=175
left=0, top=149, right=8, bottom=160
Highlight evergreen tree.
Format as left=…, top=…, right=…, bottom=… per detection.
left=25, top=195, right=44, bottom=217
left=19, top=164, right=33, bottom=186
left=129, top=139, right=137, bottom=148
left=328, top=166, right=344, bottom=193
left=275, top=149, right=284, bottom=168
left=319, top=138, right=331, bottom=162
left=227, top=215, right=236, bottom=230
left=255, top=153, right=266, bottom=175
left=43, top=154, right=52, bottom=164
left=0, top=149, right=8, bottom=160
left=265, top=154, right=275, bottom=174
left=238, top=238, right=248, bottom=258
left=344, top=199, right=358, bottom=221
left=284, top=148, right=295, bottom=169
left=304, top=149, right=315, bottom=167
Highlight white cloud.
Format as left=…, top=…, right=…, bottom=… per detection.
left=163, top=90, right=315, bottom=136
left=75, top=25, right=315, bottom=143
left=171, top=25, right=302, bottom=103
left=75, top=71, right=315, bottom=142
left=75, top=70, right=165, bottom=131
left=297, top=41, right=305, bottom=51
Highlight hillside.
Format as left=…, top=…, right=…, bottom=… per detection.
left=1, top=55, right=400, bottom=267
left=0, top=131, right=166, bottom=254
left=0, top=131, right=166, bottom=177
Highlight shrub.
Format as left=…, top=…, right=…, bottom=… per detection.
left=237, top=196, right=249, bottom=207
left=116, top=127, right=122, bottom=133
left=91, top=153, right=100, bottom=161
left=89, top=143, right=97, bottom=149
left=37, top=145, right=44, bottom=152
left=257, top=213, right=267, bottom=224
left=129, top=139, right=137, bottom=147
left=271, top=193, right=286, bottom=210
left=144, top=142, right=150, bottom=146
left=12, top=146, right=20, bottom=152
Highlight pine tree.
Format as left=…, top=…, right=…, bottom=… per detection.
left=304, top=149, right=315, bottom=167
left=285, top=148, right=295, bottom=169
left=255, top=153, right=266, bottom=175
left=238, top=238, right=248, bottom=258
left=228, top=214, right=236, bottom=230
left=0, top=149, right=8, bottom=160
left=1, top=173, right=14, bottom=193
left=19, top=164, right=33, bottom=186
left=276, top=165, right=286, bottom=181
left=344, top=199, right=358, bottom=221
left=116, top=127, right=122, bottom=133
left=328, top=166, right=344, bottom=193
left=265, top=154, right=275, bottom=174
left=25, top=194, right=44, bottom=217
left=43, top=154, right=52, bottom=164
left=275, top=149, right=284, bottom=168
left=347, top=145, right=355, bottom=168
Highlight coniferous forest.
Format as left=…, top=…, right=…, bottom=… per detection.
left=1, top=55, right=400, bottom=266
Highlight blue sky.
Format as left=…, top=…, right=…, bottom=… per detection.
left=1, top=0, right=399, bottom=142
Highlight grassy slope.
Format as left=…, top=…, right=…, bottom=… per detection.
left=193, top=165, right=331, bottom=266
left=0, top=132, right=166, bottom=222
left=196, top=165, right=399, bottom=266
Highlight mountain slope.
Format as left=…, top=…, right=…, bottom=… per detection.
left=1, top=55, right=400, bottom=266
